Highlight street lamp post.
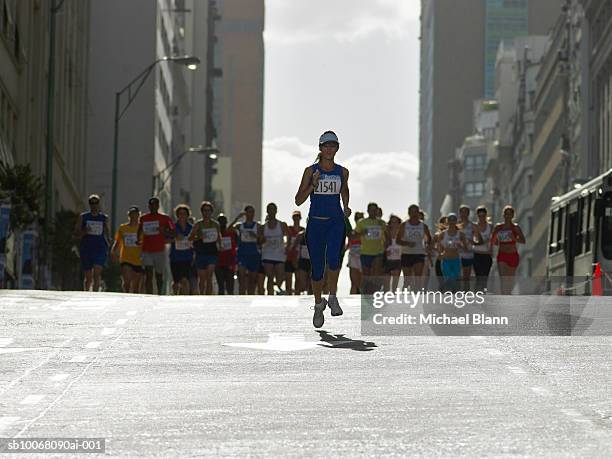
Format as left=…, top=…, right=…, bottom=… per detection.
left=151, top=146, right=219, bottom=197
left=110, top=55, right=200, bottom=235
left=42, top=0, right=66, bottom=288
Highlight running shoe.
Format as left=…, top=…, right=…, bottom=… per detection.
left=311, top=298, right=327, bottom=328
left=327, top=295, right=343, bottom=316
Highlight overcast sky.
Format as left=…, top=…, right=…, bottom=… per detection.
left=262, top=0, right=421, bottom=221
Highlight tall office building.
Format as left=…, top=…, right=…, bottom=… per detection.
left=87, top=0, right=196, bottom=229
left=1, top=0, right=90, bottom=212
left=215, top=0, right=265, bottom=218
left=166, top=0, right=265, bottom=219
left=419, top=0, right=562, bottom=222
left=484, top=0, right=528, bottom=98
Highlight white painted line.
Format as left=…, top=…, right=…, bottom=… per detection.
left=572, top=418, right=594, bottom=425
left=224, top=334, right=322, bottom=352
left=114, top=318, right=128, bottom=326
left=471, top=336, right=485, bottom=340
left=560, top=408, right=582, bottom=417
left=485, top=348, right=504, bottom=356
left=48, top=373, right=70, bottom=382
left=70, top=355, right=87, bottom=363
left=0, top=338, right=14, bottom=347
left=0, top=347, right=43, bottom=355
left=101, top=328, right=116, bottom=336
left=0, top=416, right=20, bottom=434
left=530, top=386, right=553, bottom=397
left=20, top=395, right=46, bottom=405
left=85, top=341, right=101, bottom=349
left=249, top=297, right=300, bottom=308
left=343, top=298, right=361, bottom=307
left=14, top=328, right=128, bottom=438
left=507, top=366, right=526, bottom=375
left=0, top=337, right=74, bottom=397
left=126, top=310, right=137, bottom=316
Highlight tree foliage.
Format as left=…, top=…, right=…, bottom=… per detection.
left=0, top=162, right=44, bottom=231
left=50, top=209, right=80, bottom=290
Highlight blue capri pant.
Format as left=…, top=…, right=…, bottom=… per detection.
left=305, top=216, right=345, bottom=282
left=441, top=258, right=461, bottom=281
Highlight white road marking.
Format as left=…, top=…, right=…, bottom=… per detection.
left=0, top=347, right=45, bottom=355
left=101, top=328, right=116, bottom=336
left=0, top=416, right=20, bottom=434
left=572, top=418, right=594, bottom=425
left=560, top=408, right=582, bottom=417
left=20, top=395, right=46, bottom=405
left=343, top=298, right=361, bottom=307
left=0, top=338, right=14, bottom=347
left=14, top=328, right=128, bottom=438
left=224, top=334, right=321, bottom=352
left=85, top=341, right=101, bottom=349
left=126, top=311, right=137, bottom=316
left=0, top=338, right=74, bottom=396
left=530, top=386, right=553, bottom=397
left=54, top=299, right=117, bottom=311
left=485, top=348, right=504, bottom=356
left=507, top=366, right=526, bottom=375
left=471, top=336, right=485, bottom=340
left=249, top=297, right=299, bottom=308
left=70, top=355, right=87, bottom=363
left=48, top=373, right=70, bottom=382
left=114, top=318, right=128, bottom=326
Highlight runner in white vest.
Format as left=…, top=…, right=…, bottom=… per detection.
left=260, top=202, right=288, bottom=295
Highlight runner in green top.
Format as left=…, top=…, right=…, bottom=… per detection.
left=355, top=202, right=386, bottom=292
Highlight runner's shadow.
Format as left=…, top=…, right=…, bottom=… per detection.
left=316, top=330, right=377, bottom=351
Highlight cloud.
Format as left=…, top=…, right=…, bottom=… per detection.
left=262, top=137, right=419, bottom=220
left=264, top=0, right=420, bottom=45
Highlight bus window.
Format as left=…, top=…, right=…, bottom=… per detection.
left=576, top=198, right=584, bottom=255
left=603, top=205, right=612, bottom=260
left=549, top=210, right=557, bottom=254
left=556, top=207, right=564, bottom=251
left=585, top=193, right=593, bottom=252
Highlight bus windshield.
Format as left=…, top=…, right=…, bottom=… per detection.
left=603, top=204, right=612, bottom=259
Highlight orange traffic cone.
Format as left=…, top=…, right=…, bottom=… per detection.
left=592, top=262, right=603, bottom=296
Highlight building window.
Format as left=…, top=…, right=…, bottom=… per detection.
left=527, top=216, right=532, bottom=236
left=465, top=182, right=485, bottom=197
left=464, top=154, right=486, bottom=171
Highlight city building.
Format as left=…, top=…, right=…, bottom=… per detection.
left=531, top=16, right=569, bottom=277
left=173, top=0, right=210, bottom=212
left=87, top=0, right=197, bottom=231
left=214, top=0, right=265, bottom=218
left=1, top=0, right=90, bottom=288
left=582, top=0, right=612, bottom=175
left=1, top=0, right=90, bottom=213
left=453, top=135, right=489, bottom=212
left=419, top=0, right=563, bottom=223
left=506, top=36, right=548, bottom=278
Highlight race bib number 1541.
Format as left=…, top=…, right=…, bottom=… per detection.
left=314, top=175, right=341, bottom=195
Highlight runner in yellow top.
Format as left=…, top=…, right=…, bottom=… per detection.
left=355, top=202, right=386, bottom=292
left=110, top=206, right=143, bottom=293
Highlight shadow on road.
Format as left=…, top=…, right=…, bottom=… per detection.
left=316, top=330, right=377, bottom=351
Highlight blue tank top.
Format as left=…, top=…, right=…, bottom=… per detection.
left=80, top=212, right=108, bottom=251
left=238, top=221, right=259, bottom=255
left=170, top=221, right=193, bottom=262
left=308, top=163, right=344, bottom=219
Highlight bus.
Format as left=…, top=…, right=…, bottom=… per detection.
left=547, top=169, right=612, bottom=294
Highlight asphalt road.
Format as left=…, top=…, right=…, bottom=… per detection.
left=1, top=290, right=611, bottom=457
